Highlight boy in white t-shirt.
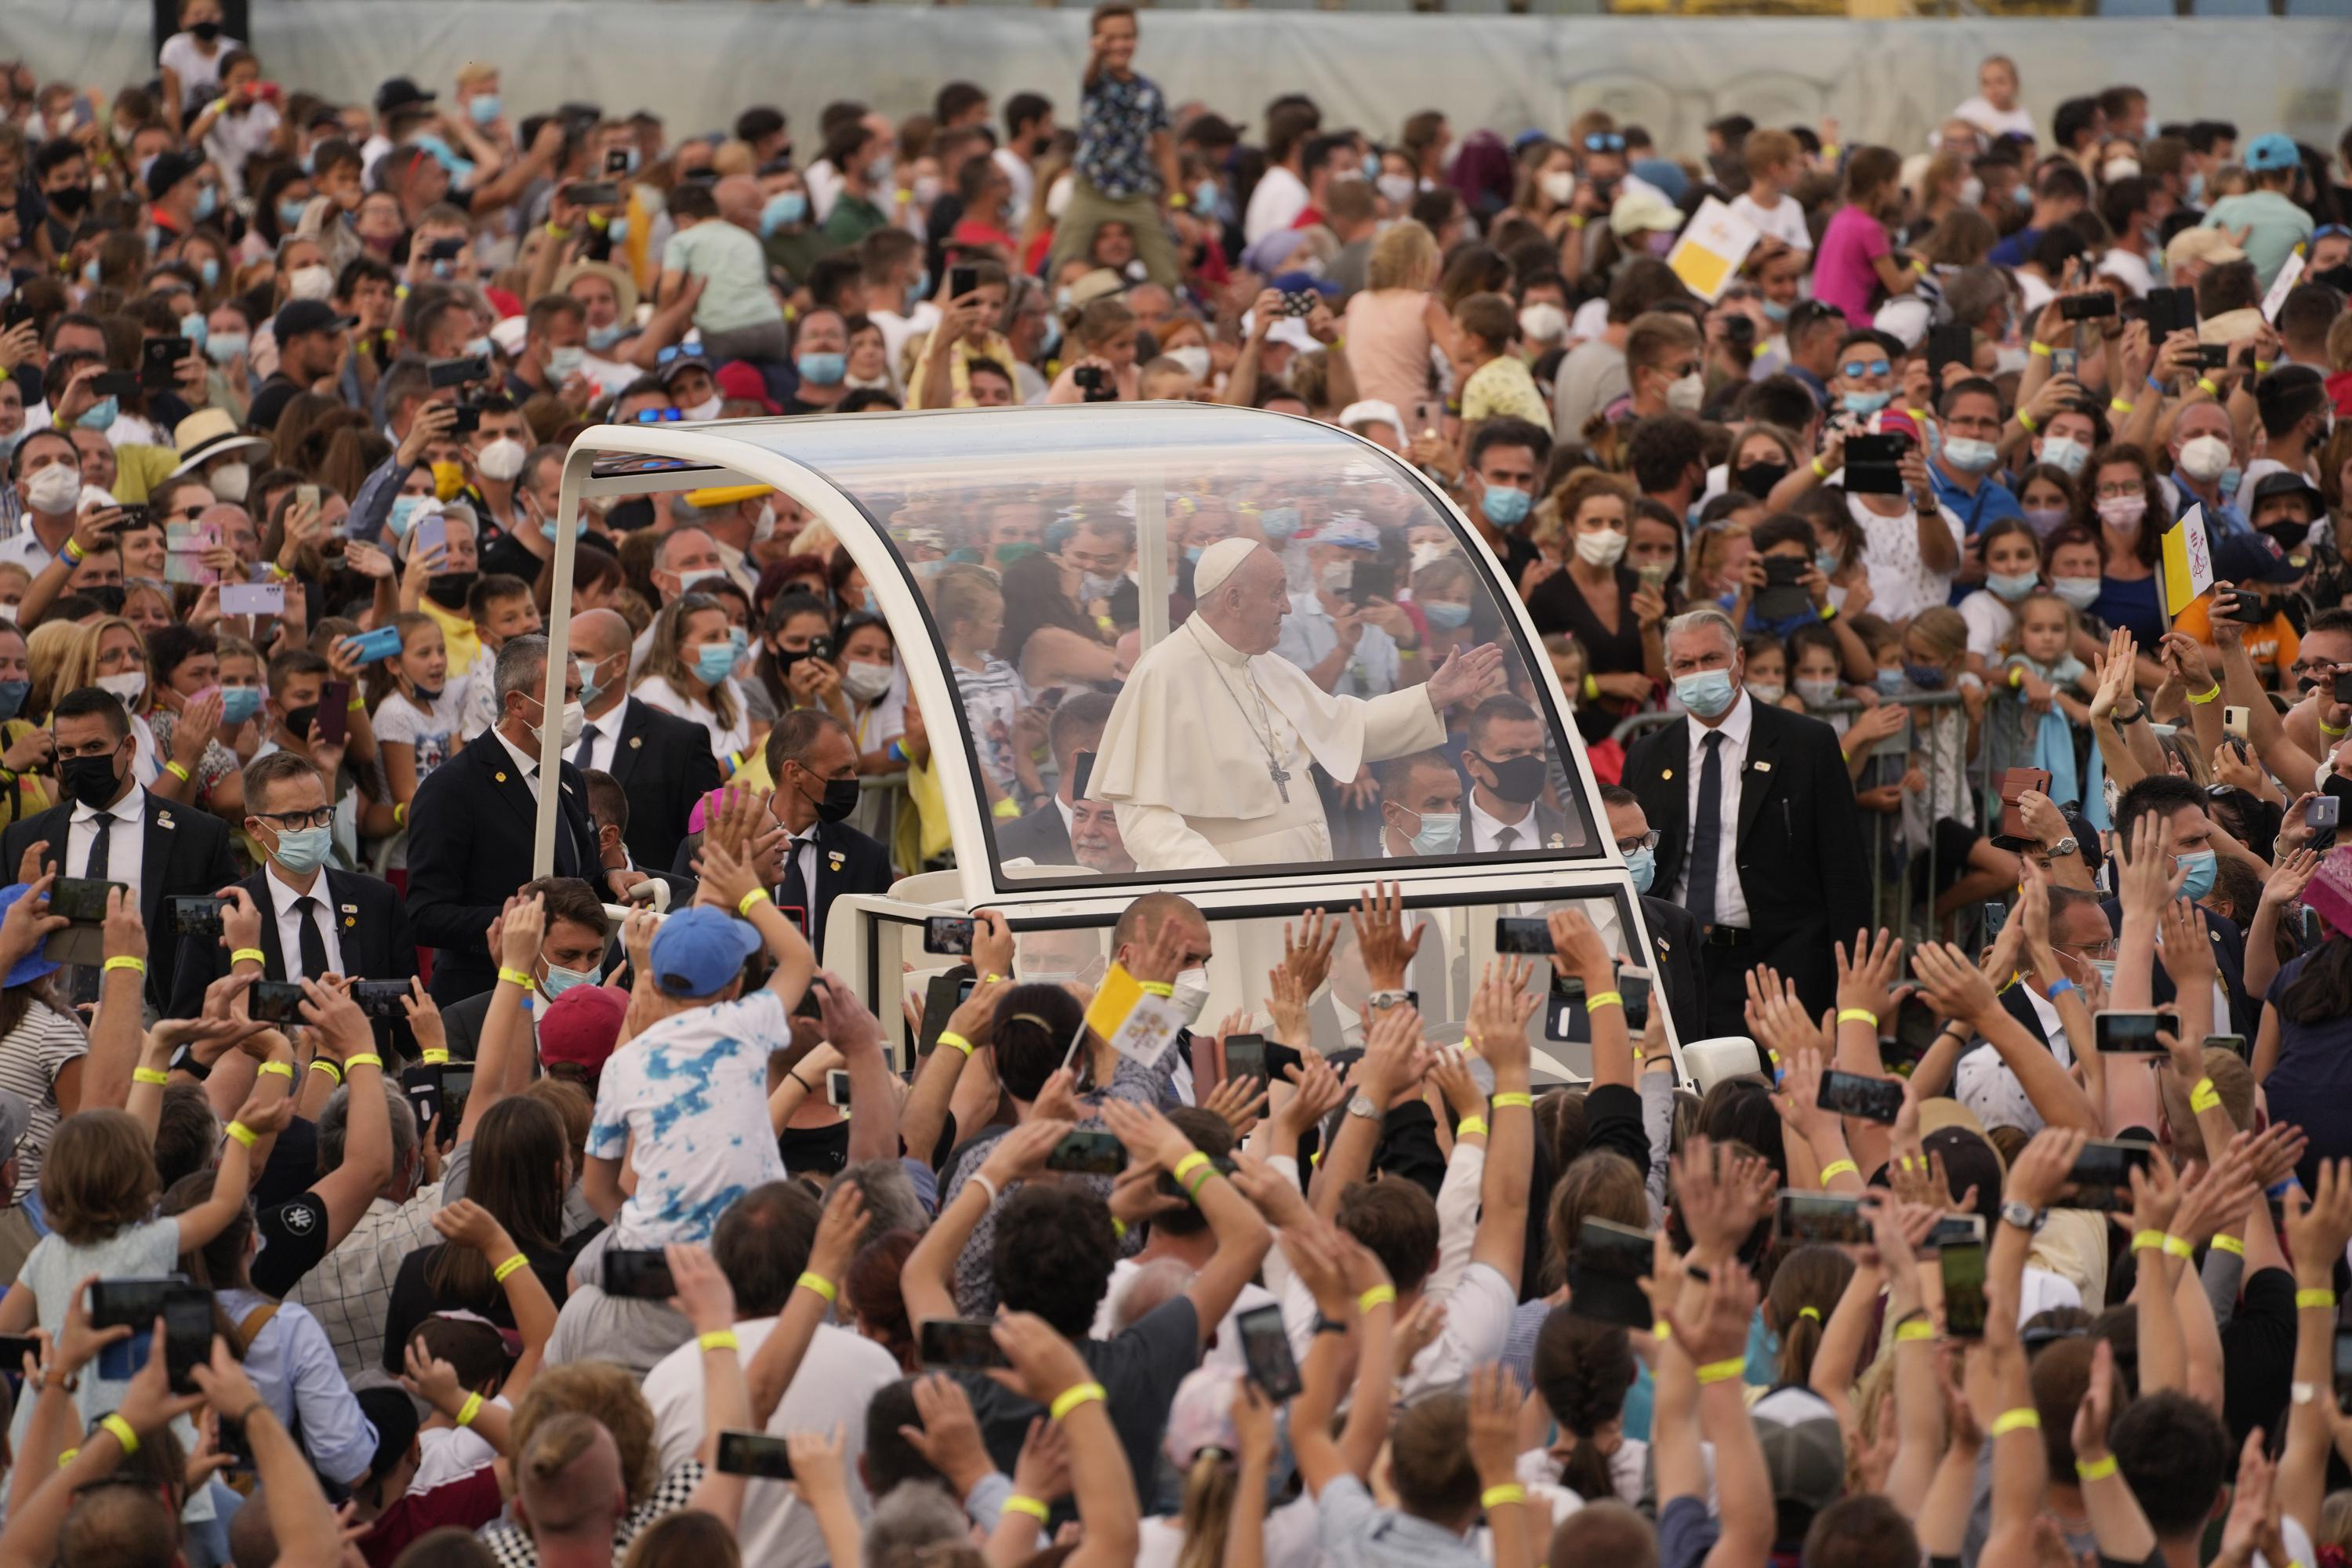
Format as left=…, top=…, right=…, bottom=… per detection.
left=1729, top=129, right=1813, bottom=253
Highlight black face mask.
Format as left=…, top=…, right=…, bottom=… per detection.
left=45, top=185, right=89, bottom=218
left=56, top=748, right=123, bottom=810
left=84, top=584, right=125, bottom=615
left=191, top=20, right=222, bottom=40
left=2261, top=522, right=2310, bottom=557
left=1733, top=461, right=1790, bottom=500
left=283, top=703, right=318, bottom=742
left=425, top=571, right=477, bottom=610
left=1472, top=751, right=1548, bottom=807
left=804, top=773, right=859, bottom=824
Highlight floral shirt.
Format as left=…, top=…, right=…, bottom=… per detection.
left=1076, top=71, right=1170, bottom=201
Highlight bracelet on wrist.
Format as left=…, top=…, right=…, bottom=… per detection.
left=1004, top=1495, right=1051, bottom=1523
left=1990, top=1407, right=2042, bottom=1436
left=2076, top=1454, right=2118, bottom=1480
left=498, top=967, right=536, bottom=992
left=1480, top=1483, right=1527, bottom=1509
left=99, top=1413, right=139, bottom=1456
left=103, top=956, right=144, bottom=975
left=1048, top=1381, right=1106, bottom=1421
left=1817, top=1159, right=1858, bottom=1182
left=1693, top=1356, right=1745, bottom=1385
left=493, top=1253, right=531, bottom=1284
left=698, top=1330, right=740, bottom=1352
left=456, top=1392, right=485, bottom=1428
left=1358, top=1285, right=1396, bottom=1314
left=132, top=1067, right=170, bottom=1086
left=345, top=1052, right=383, bottom=1071
left=797, top=1271, right=837, bottom=1304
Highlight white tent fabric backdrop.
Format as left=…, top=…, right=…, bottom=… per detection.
left=5, top=3, right=2349, bottom=159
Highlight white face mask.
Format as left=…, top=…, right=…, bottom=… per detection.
left=1319, top=561, right=1354, bottom=597
left=1376, top=172, right=1417, bottom=205
left=2101, top=157, right=2142, bottom=184
left=1171, top=966, right=1210, bottom=1027
left=287, top=264, right=335, bottom=301
left=208, top=460, right=250, bottom=503
left=24, top=464, right=82, bottom=515
left=1664, top=372, right=1705, bottom=414
left=840, top=660, right=895, bottom=702
left=1574, top=529, right=1628, bottom=568
left=685, top=394, right=723, bottom=422
left=1959, top=176, right=1985, bottom=206
left=96, top=671, right=147, bottom=703
left=476, top=436, right=528, bottom=482
left=1167, top=344, right=1211, bottom=382
left=2177, top=433, right=2233, bottom=483
left=529, top=700, right=586, bottom=749
left=1540, top=169, right=1576, bottom=205
left=1518, top=303, right=1567, bottom=343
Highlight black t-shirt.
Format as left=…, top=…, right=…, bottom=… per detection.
left=777, top=1120, right=850, bottom=1178
left=379, top=1232, right=599, bottom=1374
left=249, top=1191, right=333, bottom=1300
left=2221, top=1265, right=2298, bottom=1452
left=245, top=373, right=303, bottom=432
left=249, top=1116, right=321, bottom=1211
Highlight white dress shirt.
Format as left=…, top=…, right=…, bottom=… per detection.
left=1466, top=792, right=1537, bottom=855
left=67, top=786, right=147, bottom=908
left=491, top=726, right=543, bottom=800
left=263, top=862, right=345, bottom=979
left=1671, top=691, right=1753, bottom=928
left=575, top=702, right=626, bottom=776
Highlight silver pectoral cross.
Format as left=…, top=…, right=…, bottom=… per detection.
left=1269, top=762, right=1291, bottom=803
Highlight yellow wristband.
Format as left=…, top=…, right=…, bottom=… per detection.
left=493, top=1254, right=531, bottom=1283
left=498, top=967, right=536, bottom=992
left=1582, top=673, right=1600, bottom=701
left=100, top=1414, right=139, bottom=1456
left=2131, top=1229, right=2166, bottom=1253
left=1492, top=1091, right=1534, bottom=1109
left=345, top=1053, right=383, bottom=1071
left=992, top=797, right=1022, bottom=819
left=1990, top=1408, right=2042, bottom=1436
left=698, top=1330, right=740, bottom=1352
left=2212, top=1233, right=2245, bottom=1256
left=103, top=956, right=144, bottom=975
left=1835, top=1008, right=1878, bottom=1028
left=1138, top=980, right=1174, bottom=997
left=1895, top=1319, right=1935, bottom=1343
left=797, top=1271, right=837, bottom=1303
left=2186, top=682, right=2221, bottom=706
left=309, top=1059, right=342, bottom=1082
left=420, top=1049, right=450, bottom=1065
left=2162, top=1235, right=2194, bottom=1259
left=2110, top=397, right=2135, bottom=416
left=2198, top=376, right=2222, bottom=397
left=456, top=1392, right=485, bottom=1428
left=1818, top=1160, right=1858, bottom=1182
left=256, top=1061, right=294, bottom=1080
left=1585, top=990, right=1622, bottom=1012
left=2190, top=1078, right=2223, bottom=1113
left=2297, top=1288, right=2336, bottom=1309
left=226, top=1120, right=257, bottom=1147
left=2029, top=340, right=2054, bottom=358
left=165, top=760, right=191, bottom=782
left=2256, top=359, right=2274, bottom=375
left=1049, top=1381, right=1106, bottom=1421
left=132, top=1067, right=170, bottom=1086
left=2076, top=1454, right=2119, bottom=1480
left=1653, top=1320, right=1671, bottom=1341
left=938, top=1031, right=975, bottom=1057
left=230, top=948, right=267, bottom=967
left=1359, top=1285, right=1396, bottom=1314
left=738, top=887, right=771, bottom=916
left=394, top=802, right=407, bottom=827
left=1811, top=456, right=1830, bottom=479
left=1455, top=1116, right=1489, bottom=1138
left=1171, top=1152, right=1210, bottom=1185
left=1694, top=1357, right=1746, bottom=1385
left=2015, top=409, right=2039, bottom=434
left=347, top=694, right=366, bottom=713
left=2326, top=720, right=2351, bottom=739
left=1111, top=1217, right=1127, bottom=1240
left=56, top=1448, right=75, bottom=1468
left=1481, top=1483, right=1527, bottom=1509
left=1004, top=1495, right=1051, bottom=1523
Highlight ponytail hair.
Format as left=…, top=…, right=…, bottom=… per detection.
left=1173, top=1448, right=1238, bottom=1568
left=1769, top=1243, right=1857, bottom=1389
left=1531, top=1308, right=1639, bottom=1503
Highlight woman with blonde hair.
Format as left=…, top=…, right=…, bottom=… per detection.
left=1342, top=219, right=1454, bottom=415
left=24, top=619, right=79, bottom=728
left=633, top=591, right=756, bottom=768
left=53, top=616, right=165, bottom=786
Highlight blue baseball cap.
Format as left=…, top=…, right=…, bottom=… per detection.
left=2245, top=134, right=2301, bottom=173
left=648, top=905, right=763, bottom=997
left=0, top=886, right=59, bottom=989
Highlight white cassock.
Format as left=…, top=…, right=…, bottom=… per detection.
left=1095, top=543, right=1444, bottom=869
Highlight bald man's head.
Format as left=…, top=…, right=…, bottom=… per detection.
left=1196, top=543, right=1288, bottom=656
left=714, top=175, right=763, bottom=227
left=572, top=608, right=632, bottom=661
left=573, top=608, right=633, bottom=713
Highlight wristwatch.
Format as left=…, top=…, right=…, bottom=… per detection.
left=1366, top=989, right=1410, bottom=1011
left=2049, top=834, right=2080, bottom=857
left=1312, top=1314, right=1350, bottom=1337
left=1345, top=1094, right=1381, bottom=1122
left=170, top=1041, right=211, bottom=1082
left=1998, top=1198, right=2045, bottom=1232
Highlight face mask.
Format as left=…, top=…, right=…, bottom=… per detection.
left=48, top=184, right=90, bottom=218
left=540, top=514, right=586, bottom=543
left=1424, top=600, right=1471, bottom=630
left=1734, top=462, right=1790, bottom=500
left=2017, top=504, right=2069, bottom=539
left=1574, top=529, right=1628, bottom=568
left=194, top=256, right=220, bottom=291
left=1874, top=668, right=1907, bottom=695
left=2095, top=493, right=2147, bottom=532
left=1171, top=967, right=1211, bottom=1027
left=1481, top=485, right=1532, bottom=528
left=685, top=395, right=723, bottom=422
left=1987, top=570, right=2040, bottom=603
left=757, top=190, right=810, bottom=238
left=2176, top=848, right=2218, bottom=902
left=191, top=19, right=222, bottom=40
left=1318, top=561, right=1353, bottom=597
left=81, top=259, right=100, bottom=287
left=1519, top=303, right=1567, bottom=343
left=1674, top=668, right=1737, bottom=719
left=1038, top=313, right=1063, bottom=357
left=180, top=314, right=209, bottom=352
left=1080, top=572, right=1125, bottom=603
left=1261, top=505, right=1302, bottom=543
left=191, top=184, right=220, bottom=222
left=477, top=437, right=528, bottom=483
left=528, top=699, right=586, bottom=750
left=2052, top=575, right=2102, bottom=609
left=547, top=346, right=586, bottom=382
left=1664, top=372, right=1704, bottom=414
left=270, top=824, right=333, bottom=875
left=2035, top=435, right=2089, bottom=478
left=1475, top=751, right=1548, bottom=805
left=2176, top=434, right=2232, bottom=483
left=1535, top=169, right=1577, bottom=206
left=207, top=460, right=250, bottom=504
left=2219, top=465, right=2242, bottom=499
left=1167, top=345, right=1211, bottom=382
left=464, top=336, right=495, bottom=361
left=78, top=397, right=117, bottom=431
left=1841, top=390, right=1891, bottom=416
left=287, top=264, right=335, bottom=300
left=85, top=585, right=125, bottom=616
left=201, top=328, right=249, bottom=367
left=469, top=94, right=503, bottom=126
left=582, top=321, right=631, bottom=355
left=840, top=660, right=895, bottom=702
left=1808, top=549, right=1838, bottom=579
left=387, top=494, right=429, bottom=539
left=1902, top=661, right=1947, bottom=689
left=1941, top=436, right=1999, bottom=474
left=1608, top=841, right=1652, bottom=895
left=57, top=748, right=123, bottom=810
left=277, top=197, right=308, bottom=230
left=0, top=681, right=22, bottom=723
left=692, top=643, right=739, bottom=684
left=1748, top=681, right=1785, bottom=703
left=906, top=268, right=931, bottom=314
left=1635, top=559, right=1675, bottom=586
left=2102, top=157, right=2142, bottom=184
left=425, top=571, right=477, bottom=610
left=1193, top=178, right=1221, bottom=215
left=220, top=686, right=262, bottom=724
left=796, top=351, right=847, bottom=387
left=2013, top=184, right=2033, bottom=207
left=24, top=464, right=82, bottom=515
left=1399, top=807, right=1461, bottom=856
left=800, top=772, right=858, bottom=824
left=541, top=959, right=597, bottom=999
left=430, top=461, right=467, bottom=502
left=1959, top=176, right=1985, bottom=206
left=1797, top=676, right=1842, bottom=706
left=1377, top=172, right=1417, bottom=205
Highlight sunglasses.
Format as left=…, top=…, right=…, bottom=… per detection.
left=1582, top=132, right=1627, bottom=154
left=1839, top=360, right=1893, bottom=379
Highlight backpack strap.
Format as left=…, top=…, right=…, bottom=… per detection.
left=235, top=1302, right=280, bottom=1352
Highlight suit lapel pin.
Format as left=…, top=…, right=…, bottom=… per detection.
left=1751, top=760, right=1773, bottom=773
left=495, top=771, right=509, bottom=783
left=156, top=811, right=175, bottom=829
left=1548, top=833, right=1563, bottom=848
left=629, top=735, right=643, bottom=750
left=1657, top=937, right=1671, bottom=954
left=1661, top=768, right=1674, bottom=781
left=826, top=851, right=845, bottom=871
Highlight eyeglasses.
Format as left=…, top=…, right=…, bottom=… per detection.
left=633, top=408, right=682, bottom=423
left=1614, top=830, right=1661, bottom=855
left=1838, top=359, right=1893, bottom=379
left=253, top=808, right=335, bottom=831
left=654, top=346, right=707, bottom=368
left=1581, top=132, right=1627, bottom=154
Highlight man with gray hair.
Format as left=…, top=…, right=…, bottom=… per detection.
left=285, top=1079, right=434, bottom=1383
left=1620, top=606, right=1868, bottom=1032
left=407, top=633, right=615, bottom=1004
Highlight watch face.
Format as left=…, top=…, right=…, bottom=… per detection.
left=1348, top=1094, right=1377, bottom=1118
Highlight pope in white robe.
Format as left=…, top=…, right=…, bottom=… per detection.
left=1095, top=538, right=1506, bottom=869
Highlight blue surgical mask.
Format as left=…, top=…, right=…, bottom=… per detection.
left=542, top=959, right=597, bottom=999
left=220, top=686, right=263, bottom=724
left=1183, top=545, right=1205, bottom=564
left=2219, top=465, right=2242, bottom=499
left=540, top=516, right=587, bottom=542
left=548, top=345, right=586, bottom=381
left=797, top=351, right=846, bottom=387
left=728, top=626, right=750, bottom=655
left=2176, top=848, right=2218, bottom=902
left=388, top=494, right=426, bottom=539
left=469, top=94, right=503, bottom=126
left=78, top=397, right=117, bottom=430
left=192, top=184, right=218, bottom=221
left=1902, top=661, right=1947, bottom=689
left=692, top=643, right=739, bottom=684
left=2187, top=171, right=2207, bottom=206
left=1040, top=314, right=1062, bottom=357
left=1987, top=571, right=2040, bottom=604
left=609, top=217, right=630, bottom=245
left=1875, top=668, right=1907, bottom=695
left=2090, top=956, right=2118, bottom=989
left=2040, top=436, right=2090, bottom=477
left=1482, top=485, right=1532, bottom=528
left=180, top=314, right=207, bottom=350
left=81, top=259, right=99, bottom=286
left=1841, top=390, right=1891, bottom=416
left=1674, top=669, right=1737, bottom=719
left=197, top=258, right=220, bottom=289
left=1814, top=548, right=1841, bottom=577
left=1762, top=299, right=1789, bottom=324
left=587, top=322, right=627, bottom=352
left=1940, top=436, right=2000, bottom=474
left=2013, top=183, right=2033, bottom=206
left=0, top=680, right=27, bottom=723
left=1260, top=506, right=1303, bottom=543
left=1407, top=810, right=1461, bottom=856
left=1624, top=843, right=1657, bottom=895
left=465, top=336, right=494, bottom=360
left=1424, top=600, right=1471, bottom=630
left=278, top=197, right=309, bottom=230
left=270, top=824, right=333, bottom=875
left=760, top=191, right=808, bottom=236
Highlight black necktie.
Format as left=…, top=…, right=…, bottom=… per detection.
left=1495, top=826, right=1518, bottom=851
left=1689, top=731, right=1725, bottom=928
left=574, top=723, right=597, bottom=770
left=292, top=895, right=330, bottom=981
left=84, top=812, right=111, bottom=881
left=780, top=837, right=811, bottom=933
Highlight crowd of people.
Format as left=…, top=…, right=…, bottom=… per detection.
left=0, top=2, right=2344, bottom=1566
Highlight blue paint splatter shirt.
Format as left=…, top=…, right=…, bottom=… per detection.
left=587, top=988, right=790, bottom=1249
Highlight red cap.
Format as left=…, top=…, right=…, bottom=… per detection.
left=1874, top=408, right=1922, bottom=445
left=714, top=361, right=779, bottom=414
left=537, top=984, right=626, bottom=1074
